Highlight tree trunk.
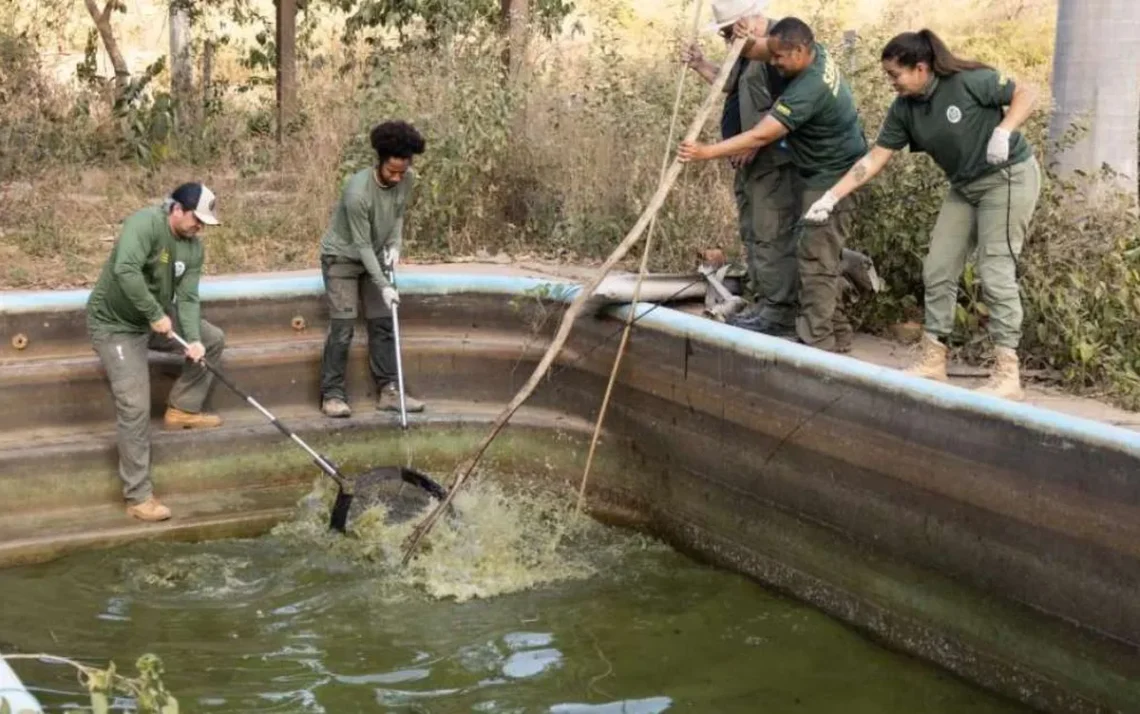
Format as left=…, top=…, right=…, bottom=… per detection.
left=1047, top=0, right=1140, bottom=204
left=499, top=0, right=528, bottom=84
left=276, top=0, right=297, bottom=143
left=82, top=0, right=130, bottom=95
left=169, top=1, right=193, bottom=122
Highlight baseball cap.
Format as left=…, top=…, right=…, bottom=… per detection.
left=170, top=182, right=220, bottom=225
left=705, top=0, right=769, bottom=33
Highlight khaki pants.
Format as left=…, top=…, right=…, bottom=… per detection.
left=319, top=255, right=396, bottom=402
left=795, top=186, right=855, bottom=351
left=91, top=320, right=225, bottom=504
left=923, top=157, right=1042, bottom=348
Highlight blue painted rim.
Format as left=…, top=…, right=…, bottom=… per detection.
left=4, top=269, right=1140, bottom=456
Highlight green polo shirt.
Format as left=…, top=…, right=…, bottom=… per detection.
left=86, top=205, right=205, bottom=341
left=319, top=166, right=415, bottom=289
left=768, top=42, right=868, bottom=188
left=875, top=68, right=1032, bottom=187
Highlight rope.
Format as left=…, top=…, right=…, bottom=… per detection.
left=568, top=0, right=707, bottom=525
left=399, top=32, right=748, bottom=567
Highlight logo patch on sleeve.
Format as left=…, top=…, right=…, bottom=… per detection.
left=775, top=102, right=792, bottom=117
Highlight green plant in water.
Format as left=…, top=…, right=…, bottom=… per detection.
left=1, top=653, right=177, bottom=714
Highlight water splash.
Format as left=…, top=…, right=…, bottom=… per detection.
left=271, top=474, right=665, bottom=603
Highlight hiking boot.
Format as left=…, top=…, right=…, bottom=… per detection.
left=903, top=333, right=948, bottom=382
left=163, top=407, right=223, bottom=430
left=377, top=384, right=425, bottom=413
left=730, top=313, right=797, bottom=337
left=321, top=397, right=352, bottom=418
left=126, top=496, right=171, bottom=522
left=832, top=330, right=853, bottom=354
left=974, top=347, right=1024, bottom=401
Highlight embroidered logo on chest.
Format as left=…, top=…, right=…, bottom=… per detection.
left=946, top=105, right=963, bottom=124
left=174, top=261, right=186, bottom=278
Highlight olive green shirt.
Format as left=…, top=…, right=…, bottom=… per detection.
left=319, top=166, right=416, bottom=290
left=738, top=59, right=793, bottom=173
left=86, top=205, right=205, bottom=341
left=769, top=43, right=868, bottom=188
left=875, top=68, right=1032, bottom=187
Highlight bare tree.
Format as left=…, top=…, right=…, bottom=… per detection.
left=1047, top=0, right=1140, bottom=203
left=170, top=0, right=193, bottom=120
left=82, top=0, right=130, bottom=94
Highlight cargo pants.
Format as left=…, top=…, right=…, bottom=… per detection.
left=741, top=161, right=800, bottom=328
left=318, top=255, right=396, bottom=402
left=922, top=156, right=1042, bottom=349
left=91, top=319, right=226, bottom=504
left=795, top=185, right=855, bottom=352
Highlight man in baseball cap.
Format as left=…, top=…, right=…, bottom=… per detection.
left=170, top=181, right=221, bottom=227
left=86, top=181, right=227, bottom=522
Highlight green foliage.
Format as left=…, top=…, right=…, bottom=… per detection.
left=1, top=653, right=177, bottom=714
left=335, top=0, right=575, bottom=45
left=5, top=0, right=1140, bottom=410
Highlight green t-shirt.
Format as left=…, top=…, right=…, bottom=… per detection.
left=769, top=43, right=868, bottom=188
left=319, top=166, right=416, bottom=289
left=875, top=68, right=1032, bottom=187
left=86, top=205, right=205, bottom=341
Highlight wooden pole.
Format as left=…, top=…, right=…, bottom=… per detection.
left=570, top=0, right=706, bottom=521
left=276, top=0, right=297, bottom=143
left=400, top=36, right=749, bottom=566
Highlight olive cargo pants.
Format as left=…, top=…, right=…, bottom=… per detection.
left=91, top=319, right=226, bottom=504
left=922, top=157, right=1042, bottom=349
left=795, top=186, right=855, bottom=352
left=318, top=255, right=397, bottom=402
left=741, top=162, right=799, bottom=328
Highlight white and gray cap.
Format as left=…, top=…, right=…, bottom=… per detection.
left=169, top=182, right=220, bottom=225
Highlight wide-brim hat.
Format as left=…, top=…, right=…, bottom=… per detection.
left=704, top=0, right=769, bottom=33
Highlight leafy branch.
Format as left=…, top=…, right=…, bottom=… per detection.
left=1, top=653, right=178, bottom=714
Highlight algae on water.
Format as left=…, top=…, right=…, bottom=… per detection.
left=271, top=473, right=665, bottom=603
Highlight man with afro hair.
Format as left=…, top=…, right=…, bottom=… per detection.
left=318, top=120, right=426, bottom=418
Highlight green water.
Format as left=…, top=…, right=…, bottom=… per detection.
left=0, top=485, right=1031, bottom=713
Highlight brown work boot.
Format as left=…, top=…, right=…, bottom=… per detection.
left=376, top=384, right=425, bottom=413
left=903, top=333, right=948, bottom=382
left=974, top=347, right=1024, bottom=401
left=126, top=496, right=172, bottom=522
left=163, top=406, right=223, bottom=430
left=322, top=397, right=352, bottom=418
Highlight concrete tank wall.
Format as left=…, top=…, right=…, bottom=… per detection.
left=1, top=270, right=1138, bottom=714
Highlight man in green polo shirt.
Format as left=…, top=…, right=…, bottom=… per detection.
left=86, top=182, right=226, bottom=522
left=679, top=17, right=868, bottom=353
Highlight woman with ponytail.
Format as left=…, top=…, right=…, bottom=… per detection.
left=803, top=29, right=1040, bottom=400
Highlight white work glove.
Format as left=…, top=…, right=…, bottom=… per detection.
left=803, top=190, right=839, bottom=225
left=184, top=341, right=206, bottom=363
left=986, top=127, right=1011, bottom=165
left=383, top=246, right=400, bottom=268
left=381, top=286, right=399, bottom=309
